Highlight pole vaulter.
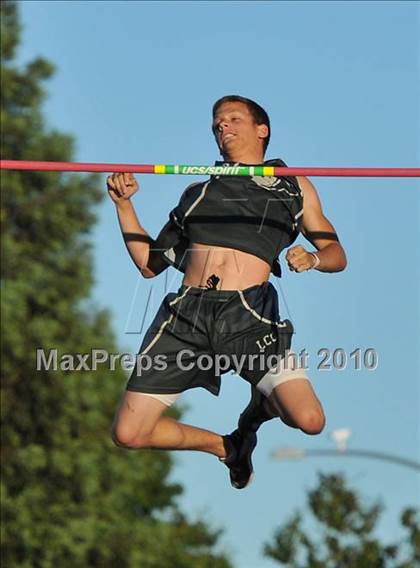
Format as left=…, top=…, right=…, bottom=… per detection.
left=3, top=95, right=418, bottom=490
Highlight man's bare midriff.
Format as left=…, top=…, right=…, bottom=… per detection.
left=182, top=242, right=271, bottom=290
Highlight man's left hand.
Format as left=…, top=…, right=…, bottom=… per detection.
left=286, top=245, right=317, bottom=273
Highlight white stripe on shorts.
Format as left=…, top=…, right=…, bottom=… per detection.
left=140, top=286, right=192, bottom=356
left=133, top=288, right=191, bottom=406
left=237, top=290, right=288, bottom=328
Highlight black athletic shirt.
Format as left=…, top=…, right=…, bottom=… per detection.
left=147, top=158, right=304, bottom=278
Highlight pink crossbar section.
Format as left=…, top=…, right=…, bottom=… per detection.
left=0, top=160, right=419, bottom=177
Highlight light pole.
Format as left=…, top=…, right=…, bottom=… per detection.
left=271, top=428, right=420, bottom=473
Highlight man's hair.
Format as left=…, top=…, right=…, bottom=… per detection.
left=212, top=95, right=271, bottom=153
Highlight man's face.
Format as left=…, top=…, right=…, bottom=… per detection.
left=212, top=101, right=268, bottom=159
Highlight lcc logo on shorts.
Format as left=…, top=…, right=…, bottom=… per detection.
left=255, top=332, right=277, bottom=353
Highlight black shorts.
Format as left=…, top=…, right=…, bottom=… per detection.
left=126, top=281, right=298, bottom=396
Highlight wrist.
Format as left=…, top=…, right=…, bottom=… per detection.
left=309, top=252, right=321, bottom=270
left=115, top=198, right=132, bottom=211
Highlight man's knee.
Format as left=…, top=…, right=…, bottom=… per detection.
left=111, top=391, right=168, bottom=449
left=298, top=408, right=326, bottom=435
left=111, top=422, right=152, bottom=449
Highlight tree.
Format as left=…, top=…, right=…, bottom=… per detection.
left=264, top=472, right=419, bottom=568
left=0, top=2, right=232, bottom=566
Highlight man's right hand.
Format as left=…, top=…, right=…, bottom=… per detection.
left=107, top=172, right=139, bottom=203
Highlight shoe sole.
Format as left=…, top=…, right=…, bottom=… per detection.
left=231, top=471, right=255, bottom=490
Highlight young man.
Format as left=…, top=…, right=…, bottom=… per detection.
left=108, top=95, right=347, bottom=489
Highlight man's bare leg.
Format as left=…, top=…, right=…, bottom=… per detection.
left=267, top=378, right=326, bottom=434
left=238, top=378, right=326, bottom=434
left=112, top=391, right=227, bottom=458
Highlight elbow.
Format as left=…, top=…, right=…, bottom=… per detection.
left=336, top=250, right=348, bottom=272
left=324, top=246, right=347, bottom=273
left=139, top=266, right=157, bottom=279
left=137, top=252, right=157, bottom=278
left=136, top=257, right=157, bottom=278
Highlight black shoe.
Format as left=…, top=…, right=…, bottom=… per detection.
left=238, top=385, right=272, bottom=434
left=221, top=429, right=257, bottom=489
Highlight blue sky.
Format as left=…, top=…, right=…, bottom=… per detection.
left=17, top=1, right=419, bottom=566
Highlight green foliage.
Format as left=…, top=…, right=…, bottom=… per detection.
left=0, top=2, right=231, bottom=566
left=264, top=472, right=419, bottom=568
